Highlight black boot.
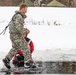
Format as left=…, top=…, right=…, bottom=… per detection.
left=26, top=60, right=36, bottom=68
left=2, top=57, right=11, bottom=69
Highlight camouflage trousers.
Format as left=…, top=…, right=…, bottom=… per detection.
left=6, top=34, right=30, bottom=61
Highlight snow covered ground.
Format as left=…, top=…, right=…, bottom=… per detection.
left=0, top=7, right=76, bottom=66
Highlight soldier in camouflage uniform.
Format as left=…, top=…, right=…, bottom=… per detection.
left=2, top=4, right=31, bottom=69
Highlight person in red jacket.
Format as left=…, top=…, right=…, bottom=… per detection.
left=25, top=37, right=34, bottom=61
left=24, top=28, right=34, bottom=61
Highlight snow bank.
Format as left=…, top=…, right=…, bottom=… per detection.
left=0, top=7, right=76, bottom=52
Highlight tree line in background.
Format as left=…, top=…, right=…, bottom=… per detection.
left=0, top=0, right=76, bottom=7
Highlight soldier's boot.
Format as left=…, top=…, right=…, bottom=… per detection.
left=2, top=57, right=11, bottom=69
left=25, top=60, right=36, bottom=68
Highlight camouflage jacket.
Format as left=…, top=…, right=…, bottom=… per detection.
left=9, top=11, right=27, bottom=35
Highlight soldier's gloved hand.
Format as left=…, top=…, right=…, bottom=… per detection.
left=22, top=28, right=30, bottom=38
left=26, top=28, right=30, bottom=35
